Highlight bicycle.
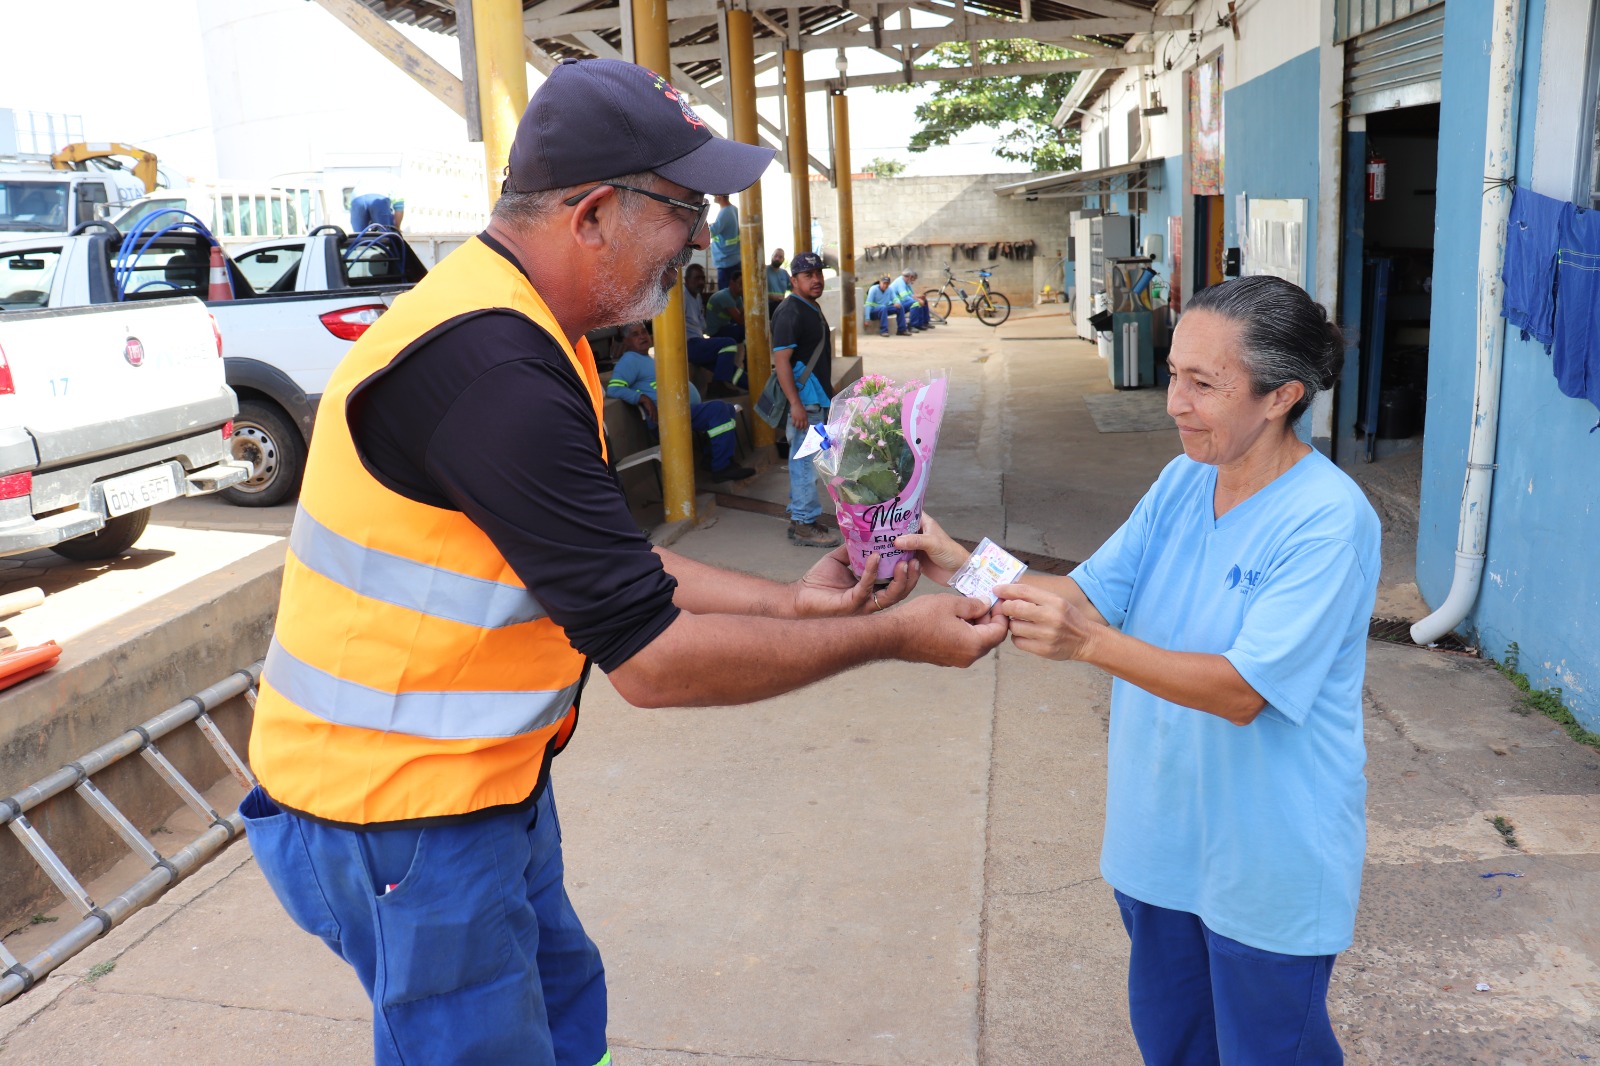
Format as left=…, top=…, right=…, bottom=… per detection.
left=922, top=264, right=1012, bottom=327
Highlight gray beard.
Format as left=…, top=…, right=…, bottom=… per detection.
left=593, top=245, right=694, bottom=328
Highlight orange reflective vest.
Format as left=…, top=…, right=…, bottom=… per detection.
left=250, top=236, right=607, bottom=826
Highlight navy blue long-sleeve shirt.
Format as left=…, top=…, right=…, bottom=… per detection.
left=347, top=234, right=680, bottom=673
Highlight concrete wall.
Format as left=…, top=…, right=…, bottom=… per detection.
left=811, top=173, right=1071, bottom=307
left=1420, top=0, right=1600, bottom=729
left=0, top=548, right=281, bottom=931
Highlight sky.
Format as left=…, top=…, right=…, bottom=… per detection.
left=0, top=0, right=1037, bottom=247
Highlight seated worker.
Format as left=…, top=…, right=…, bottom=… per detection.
left=607, top=322, right=755, bottom=483
left=889, top=269, right=933, bottom=331
left=705, top=264, right=745, bottom=342
left=864, top=274, right=909, bottom=336
left=683, top=262, right=710, bottom=337
left=680, top=262, right=744, bottom=393
left=766, top=248, right=791, bottom=315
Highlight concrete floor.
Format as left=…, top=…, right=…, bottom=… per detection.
left=2, top=311, right=1596, bottom=1064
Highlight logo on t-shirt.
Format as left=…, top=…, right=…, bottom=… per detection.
left=1225, top=564, right=1263, bottom=593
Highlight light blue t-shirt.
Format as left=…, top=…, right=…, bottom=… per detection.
left=887, top=276, right=919, bottom=308
left=711, top=204, right=740, bottom=268
left=1071, top=449, right=1379, bottom=956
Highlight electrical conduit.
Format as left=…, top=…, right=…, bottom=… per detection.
left=1410, top=0, right=1527, bottom=646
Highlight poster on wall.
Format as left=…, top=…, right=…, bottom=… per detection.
left=1168, top=215, right=1183, bottom=313
left=1241, top=198, right=1307, bottom=287
left=1187, top=55, right=1224, bottom=196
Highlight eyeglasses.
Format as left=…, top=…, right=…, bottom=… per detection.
left=562, top=183, right=710, bottom=244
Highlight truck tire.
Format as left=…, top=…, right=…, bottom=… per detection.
left=222, top=399, right=305, bottom=508
left=49, top=508, right=150, bottom=561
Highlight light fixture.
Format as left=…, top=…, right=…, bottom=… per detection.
left=835, top=49, right=848, bottom=74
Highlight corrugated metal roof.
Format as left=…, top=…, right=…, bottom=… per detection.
left=354, top=0, right=1157, bottom=90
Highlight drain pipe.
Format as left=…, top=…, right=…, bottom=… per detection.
left=1411, top=0, right=1527, bottom=646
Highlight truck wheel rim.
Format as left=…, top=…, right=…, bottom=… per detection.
left=231, top=424, right=278, bottom=490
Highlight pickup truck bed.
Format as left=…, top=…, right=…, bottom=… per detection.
left=0, top=225, right=414, bottom=507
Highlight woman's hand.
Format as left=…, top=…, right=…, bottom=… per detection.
left=792, top=549, right=918, bottom=617
left=891, top=514, right=971, bottom=586
left=994, top=582, right=1101, bottom=662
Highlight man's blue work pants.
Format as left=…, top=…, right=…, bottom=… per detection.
left=787, top=406, right=826, bottom=524
left=241, top=784, right=609, bottom=1066
left=1115, top=889, right=1341, bottom=1066
left=867, top=304, right=906, bottom=334
left=690, top=399, right=739, bottom=470
left=686, top=336, right=742, bottom=386
left=907, top=302, right=930, bottom=329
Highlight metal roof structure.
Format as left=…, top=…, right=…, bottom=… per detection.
left=349, top=0, right=1183, bottom=96
left=317, top=0, right=1187, bottom=183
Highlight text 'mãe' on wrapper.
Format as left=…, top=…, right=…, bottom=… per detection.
left=806, top=373, right=951, bottom=581
left=949, top=537, right=1028, bottom=607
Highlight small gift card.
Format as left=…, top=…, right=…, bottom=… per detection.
left=949, top=538, right=1028, bottom=607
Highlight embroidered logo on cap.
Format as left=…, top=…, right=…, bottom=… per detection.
left=646, top=69, right=706, bottom=130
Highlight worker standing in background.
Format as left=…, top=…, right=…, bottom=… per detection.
left=240, top=57, right=1004, bottom=1066
left=710, top=192, right=739, bottom=290
left=350, top=178, right=404, bottom=232
left=766, top=247, right=791, bottom=315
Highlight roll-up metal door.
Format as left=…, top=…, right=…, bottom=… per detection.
left=1343, top=4, right=1446, bottom=116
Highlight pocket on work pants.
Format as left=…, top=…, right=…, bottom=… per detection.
left=370, top=815, right=516, bottom=1005
left=239, top=785, right=342, bottom=945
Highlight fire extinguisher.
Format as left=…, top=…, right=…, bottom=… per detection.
left=1367, top=153, right=1388, bottom=202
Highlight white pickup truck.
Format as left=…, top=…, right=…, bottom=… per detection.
left=0, top=222, right=416, bottom=506
left=0, top=295, right=246, bottom=559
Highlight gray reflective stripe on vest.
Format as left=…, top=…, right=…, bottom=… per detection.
left=264, top=639, right=579, bottom=740
left=289, top=506, right=546, bottom=629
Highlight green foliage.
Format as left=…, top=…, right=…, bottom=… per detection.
left=1493, top=643, right=1600, bottom=750
left=29, top=913, right=58, bottom=925
left=878, top=39, right=1084, bottom=172
left=86, top=961, right=116, bottom=982
left=861, top=156, right=908, bottom=178
left=1486, top=815, right=1519, bottom=849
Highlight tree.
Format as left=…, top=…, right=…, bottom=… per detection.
left=861, top=156, right=908, bottom=178
left=878, top=40, right=1084, bottom=173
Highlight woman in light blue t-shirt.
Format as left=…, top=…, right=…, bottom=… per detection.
left=901, top=275, right=1378, bottom=1066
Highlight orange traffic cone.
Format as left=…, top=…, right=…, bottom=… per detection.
left=207, top=244, right=234, bottom=302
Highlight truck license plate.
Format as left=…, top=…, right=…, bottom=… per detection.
left=102, top=465, right=181, bottom=517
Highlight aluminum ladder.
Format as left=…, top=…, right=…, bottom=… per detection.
left=0, top=661, right=263, bottom=1005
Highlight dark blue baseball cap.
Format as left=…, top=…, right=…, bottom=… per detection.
left=790, top=251, right=825, bottom=275
left=505, top=58, right=774, bottom=196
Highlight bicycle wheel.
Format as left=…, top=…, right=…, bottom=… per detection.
left=923, top=289, right=951, bottom=322
left=976, top=291, right=1011, bottom=326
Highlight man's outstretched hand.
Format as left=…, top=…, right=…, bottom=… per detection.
left=793, top=547, right=919, bottom=617
left=893, top=592, right=1009, bottom=667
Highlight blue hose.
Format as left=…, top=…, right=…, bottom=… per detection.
left=114, top=209, right=219, bottom=300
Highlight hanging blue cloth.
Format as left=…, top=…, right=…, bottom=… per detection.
left=1500, top=185, right=1568, bottom=348
left=1552, top=205, right=1600, bottom=415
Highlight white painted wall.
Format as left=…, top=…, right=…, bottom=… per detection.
left=1531, top=0, right=1595, bottom=200
left=1076, top=0, right=1322, bottom=174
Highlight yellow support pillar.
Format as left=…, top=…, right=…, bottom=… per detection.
left=473, top=0, right=528, bottom=210
left=729, top=10, right=776, bottom=451
left=784, top=49, right=812, bottom=255
left=631, top=0, right=697, bottom=523
left=832, top=88, right=856, bottom=361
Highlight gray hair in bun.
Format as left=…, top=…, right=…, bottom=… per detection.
left=1185, top=275, right=1345, bottom=423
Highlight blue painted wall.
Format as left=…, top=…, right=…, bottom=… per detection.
left=1419, top=0, right=1600, bottom=727
left=1134, top=155, right=1184, bottom=303
left=1222, top=48, right=1323, bottom=290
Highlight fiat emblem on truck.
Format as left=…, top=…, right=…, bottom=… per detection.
left=124, top=336, right=145, bottom=367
